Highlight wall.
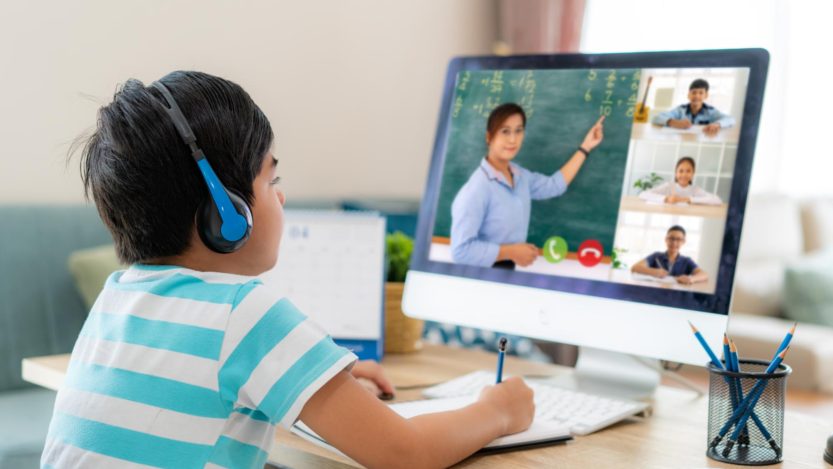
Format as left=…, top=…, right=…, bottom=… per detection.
left=0, top=0, right=498, bottom=204
left=580, top=0, right=796, bottom=195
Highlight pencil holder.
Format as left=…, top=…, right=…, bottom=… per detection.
left=706, top=359, right=791, bottom=465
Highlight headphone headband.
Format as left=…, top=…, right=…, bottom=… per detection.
left=151, top=81, right=202, bottom=158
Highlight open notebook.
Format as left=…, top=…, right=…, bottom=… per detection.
left=292, top=395, right=572, bottom=456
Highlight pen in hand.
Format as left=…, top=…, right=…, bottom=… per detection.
left=496, top=337, right=507, bottom=384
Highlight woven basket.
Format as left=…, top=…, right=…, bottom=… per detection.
left=384, top=282, right=424, bottom=353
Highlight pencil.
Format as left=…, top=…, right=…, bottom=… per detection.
left=495, top=337, right=507, bottom=384
left=774, top=322, right=797, bottom=357
left=712, top=348, right=788, bottom=454
left=688, top=321, right=723, bottom=369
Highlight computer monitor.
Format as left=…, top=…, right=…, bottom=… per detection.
left=403, top=49, right=768, bottom=385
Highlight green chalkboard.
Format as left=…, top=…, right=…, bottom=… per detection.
left=433, top=68, right=638, bottom=255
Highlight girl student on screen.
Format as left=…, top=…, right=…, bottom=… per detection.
left=638, top=156, right=722, bottom=205
left=450, top=103, right=605, bottom=269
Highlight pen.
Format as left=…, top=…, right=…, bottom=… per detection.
left=496, top=337, right=507, bottom=384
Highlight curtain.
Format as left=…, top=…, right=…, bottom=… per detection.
left=498, top=0, right=587, bottom=54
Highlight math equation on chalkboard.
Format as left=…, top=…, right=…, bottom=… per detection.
left=452, top=69, right=641, bottom=121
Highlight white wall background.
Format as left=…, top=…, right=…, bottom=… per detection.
left=0, top=0, right=498, bottom=204
left=581, top=0, right=833, bottom=196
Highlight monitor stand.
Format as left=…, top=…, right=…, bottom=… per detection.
left=542, top=346, right=661, bottom=401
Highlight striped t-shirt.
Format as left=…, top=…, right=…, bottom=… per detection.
left=42, top=264, right=357, bottom=469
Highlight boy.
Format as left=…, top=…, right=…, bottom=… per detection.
left=652, top=78, right=735, bottom=136
left=41, top=71, right=533, bottom=469
left=631, top=225, right=708, bottom=285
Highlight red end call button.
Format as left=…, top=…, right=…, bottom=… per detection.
left=577, top=239, right=603, bottom=267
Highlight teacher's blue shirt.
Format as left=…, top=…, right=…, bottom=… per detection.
left=450, top=158, right=567, bottom=267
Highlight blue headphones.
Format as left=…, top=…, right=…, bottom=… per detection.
left=151, top=81, right=252, bottom=253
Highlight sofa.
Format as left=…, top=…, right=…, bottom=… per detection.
left=0, top=205, right=112, bottom=468
left=729, top=194, right=833, bottom=392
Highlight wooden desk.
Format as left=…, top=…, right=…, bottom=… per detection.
left=620, top=195, right=728, bottom=219
left=631, top=122, right=741, bottom=144
left=22, top=345, right=833, bottom=468
left=608, top=268, right=716, bottom=294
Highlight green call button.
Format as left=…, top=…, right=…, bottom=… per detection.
left=543, top=236, right=568, bottom=264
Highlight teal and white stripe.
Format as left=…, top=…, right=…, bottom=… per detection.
left=72, top=336, right=220, bottom=390
left=43, top=265, right=356, bottom=468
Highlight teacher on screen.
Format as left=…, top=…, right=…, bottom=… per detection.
left=450, top=103, right=605, bottom=269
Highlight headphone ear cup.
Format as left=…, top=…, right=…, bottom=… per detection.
left=197, top=189, right=253, bottom=254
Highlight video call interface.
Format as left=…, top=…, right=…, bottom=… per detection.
left=429, top=67, right=751, bottom=295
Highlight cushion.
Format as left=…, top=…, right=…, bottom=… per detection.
left=802, top=198, right=833, bottom=253
left=738, top=194, right=804, bottom=262
left=729, top=313, right=833, bottom=392
left=67, top=244, right=123, bottom=309
left=732, top=259, right=786, bottom=317
left=783, top=249, right=833, bottom=327
left=0, top=387, right=56, bottom=468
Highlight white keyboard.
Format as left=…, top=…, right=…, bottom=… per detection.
left=423, top=370, right=649, bottom=435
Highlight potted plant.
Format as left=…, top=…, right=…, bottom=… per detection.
left=384, top=231, right=423, bottom=353
left=611, top=247, right=628, bottom=270
left=634, top=172, right=663, bottom=192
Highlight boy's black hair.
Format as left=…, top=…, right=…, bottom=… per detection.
left=689, top=79, right=709, bottom=92
left=668, top=225, right=687, bottom=237
left=78, top=71, right=274, bottom=264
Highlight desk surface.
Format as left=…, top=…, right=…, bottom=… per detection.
left=620, top=195, right=728, bottom=219
left=630, top=122, right=741, bottom=144
left=23, top=345, right=833, bottom=468
left=608, top=268, right=716, bottom=294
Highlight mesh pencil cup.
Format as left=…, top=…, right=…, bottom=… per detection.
left=706, top=359, right=791, bottom=466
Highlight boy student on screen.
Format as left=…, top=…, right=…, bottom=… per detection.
left=631, top=225, right=708, bottom=285
left=638, top=156, right=722, bottom=205
left=652, top=78, right=735, bottom=136
left=42, top=72, right=534, bottom=469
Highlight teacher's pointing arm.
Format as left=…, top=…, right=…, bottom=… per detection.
left=560, top=116, right=605, bottom=185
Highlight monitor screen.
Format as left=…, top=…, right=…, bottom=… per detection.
left=404, top=50, right=768, bottom=364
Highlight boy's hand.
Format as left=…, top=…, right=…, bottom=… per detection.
left=703, top=123, right=721, bottom=136
left=668, top=118, right=692, bottom=129
left=477, top=377, right=535, bottom=435
left=676, top=275, right=694, bottom=285
left=652, top=268, right=669, bottom=278
left=581, top=116, right=605, bottom=151
left=351, top=360, right=395, bottom=399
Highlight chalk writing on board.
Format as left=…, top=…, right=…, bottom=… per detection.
left=453, top=70, right=538, bottom=120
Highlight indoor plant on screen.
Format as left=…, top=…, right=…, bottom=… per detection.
left=385, top=231, right=423, bottom=353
